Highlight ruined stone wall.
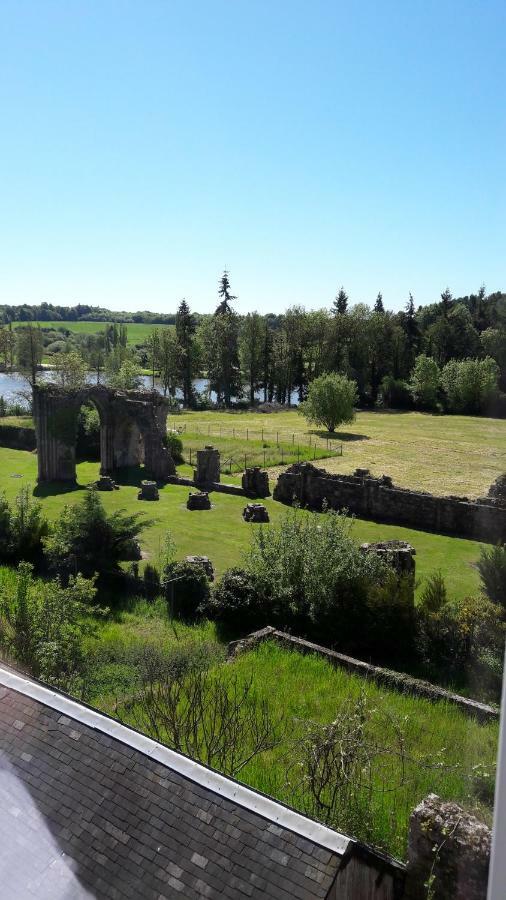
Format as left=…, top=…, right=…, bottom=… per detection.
left=273, top=463, right=506, bottom=544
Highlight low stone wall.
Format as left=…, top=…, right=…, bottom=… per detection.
left=227, top=627, right=498, bottom=722
left=0, top=423, right=36, bottom=451
left=273, top=463, right=506, bottom=543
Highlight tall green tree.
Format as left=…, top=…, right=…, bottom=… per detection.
left=333, top=287, right=348, bottom=315
left=239, top=312, right=264, bottom=404
left=299, top=372, right=358, bottom=433
left=16, top=324, right=43, bottom=386
left=203, top=272, right=241, bottom=406
left=374, top=292, right=384, bottom=313
left=175, top=299, right=198, bottom=406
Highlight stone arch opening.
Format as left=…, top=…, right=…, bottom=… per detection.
left=33, top=385, right=175, bottom=484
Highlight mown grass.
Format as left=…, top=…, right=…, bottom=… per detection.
left=175, top=408, right=506, bottom=498
left=13, top=320, right=166, bottom=345
left=115, top=639, right=498, bottom=859
left=0, top=447, right=485, bottom=599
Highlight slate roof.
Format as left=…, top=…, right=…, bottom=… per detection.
left=0, top=665, right=349, bottom=899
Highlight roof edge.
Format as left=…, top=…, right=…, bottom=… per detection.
left=0, top=664, right=351, bottom=857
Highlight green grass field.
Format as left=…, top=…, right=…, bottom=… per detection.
left=109, top=633, right=496, bottom=859
left=0, top=446, right=485, bottom=600
left=13, top=320, right=164, bottom=345
left=175, top=408, right=506, bottom=498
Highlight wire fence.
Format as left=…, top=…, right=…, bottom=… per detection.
left=173, top=421, right=342, bottom=454
left=186, top=443, right=342, bottom=474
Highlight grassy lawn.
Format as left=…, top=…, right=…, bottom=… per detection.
left=181, top=430, right=339, bottom=472
left=0, top=447, right=485, bottom=600
left=13, top=320, right=164, bottom=345
left=112, top=638, right=497, bottom=859
left=226, top=643, right=498, bottom=858
left=175, top=408, right=506, bottom=498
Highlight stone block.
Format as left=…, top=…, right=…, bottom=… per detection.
left=243, top=503, right=270, bottom=523
left=137, top=480, right=159, bottom=501
left=187, top=491, right=211, bottom=510
left=185, top=555, right=215, bottom=581
left=242, top=467, right=270, bottom=497
left=95, top=475, right=118, bottom=491
left=360, top=540, right=416, bottom=578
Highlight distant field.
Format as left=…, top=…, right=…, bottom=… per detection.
left=13, top=320, right=167, bottom=345
left=175, top=409, right=506, bottom=498
left=0, top=447, right=485, bottom=600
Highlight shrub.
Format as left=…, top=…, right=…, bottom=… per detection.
left=166, top=431, right=184, bottom=463
left=143, top=562, right=161, bottom=599
left=0, top=486, right=48, bottom=564
left=243, top=507, right=393, bottom=653
left=477, top=544, right=506, bottom=611
left=1, top=561, right=101, bottom=689
left=162, top=560, right=210, bottom=620
left=379, top=376, right=412, bottom=410
left=44, top=490, right=150, bottom=580
left=76, top=403, right=101, bottom=460
left=208, top=568, right=265, bottom=634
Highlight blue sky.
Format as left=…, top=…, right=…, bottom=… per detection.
left=0, top=1, right=504, bottom=315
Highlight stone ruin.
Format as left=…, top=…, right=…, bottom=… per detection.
left=273, top=462, right=506, bottom=543
left=242, top=466, right=270, bottom=498
left=94, top=475, right=119, bottom=491
left=243, top=503, right=270, bottom=523
left=137, top=480, right=159, bottom=501
left=195, top=446, right=221, bottom=485
left=405, top=794, right=491, bottom=900
left=185, top=555, right=215, bottom=581
left=360, top=540, right=416, bottom=578
left=33, top=384, right=175, bottom=483
left=187, top=491, right=211, bottom=510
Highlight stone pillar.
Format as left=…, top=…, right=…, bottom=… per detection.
left=405, top=794, right=491, bottom=900
left=242, top=467, right=270, bottom=498
left=360, top=540, right=416, bottom=579
left=33, top=386, right=79, bottom=482
left=195, top=446, right=220, bottom=484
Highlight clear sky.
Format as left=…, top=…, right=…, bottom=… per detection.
left=0, top=0, right=504, bottom=315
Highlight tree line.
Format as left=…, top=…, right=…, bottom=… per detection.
left=2, top=273, right=506, bottom=414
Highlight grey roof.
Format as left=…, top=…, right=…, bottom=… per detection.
left=0, top=665, right=348, bottom=899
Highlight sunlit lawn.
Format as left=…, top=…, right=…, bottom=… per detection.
left=175, top=408, right=506, bottom=498
left=0, top=446, right=485, bottom=600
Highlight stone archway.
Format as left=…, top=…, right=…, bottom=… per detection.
left=33, top=385, right=176, bottom=483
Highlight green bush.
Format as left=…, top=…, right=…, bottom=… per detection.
left=166, top=431, right=184, bottom=463
left=477, top=544, right=506, bottom=612
left=0, top=486, right=48, bottom=564
left=208, top=568, right=265, bottom=634
left=0, top=562, right=101, bottom=689
left=143, top=562, right=161, bottom=599
left=379, top=376, right=412, bottom=410
left=163, top=560, right=210, bottom=621
left=43, top=490, right=150, bottom=580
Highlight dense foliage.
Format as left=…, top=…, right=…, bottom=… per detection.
left=299, top=372, right=358, bottom=432
left=44, top=490, right=149, bottom=580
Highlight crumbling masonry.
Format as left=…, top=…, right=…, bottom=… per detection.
left=273, top=463, right=506, bottom=543
left=33, top=384, right=175, bottom=483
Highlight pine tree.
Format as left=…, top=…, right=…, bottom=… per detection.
left=216, top=270, right=237, bottom=315
left=175, top=299, right=198, bottom=406
left=440, top=288, right=453, bottom=318
left=333, top=287, right=348, bottom=315
left=374, top=292, right=384, bottom=313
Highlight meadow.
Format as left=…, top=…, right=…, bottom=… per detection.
left=0, top=446, right=485, bottom=600
left=175, top=408, right=506, bottom=498
left=13, top=320, right=162, bottom=345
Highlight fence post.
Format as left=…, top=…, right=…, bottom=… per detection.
left=233, top=428, right=235, bottom=438
left=189, top=448, right=192, bottom=466
left=276, top=431, right=279, bottom=444
left=292, top=433, right=294, bottom=444
left=263, top=449, right=266, bottom=466
left=261, top=428, right=264, bottom=441
left=246, top=428, right=249, bottom=441
left=244, top=453, right=247, bottom=471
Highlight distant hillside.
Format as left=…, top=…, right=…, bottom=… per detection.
left=0, top=302, right=176, bottom=325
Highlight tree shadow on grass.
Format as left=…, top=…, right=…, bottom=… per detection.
left=33, top=481, right=86, bottom=498
left=311, top=429, right=370, bottom=443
